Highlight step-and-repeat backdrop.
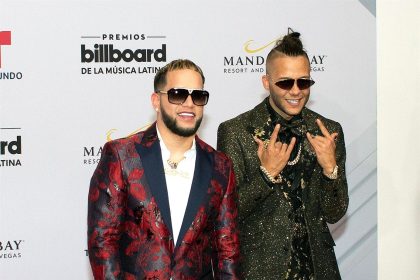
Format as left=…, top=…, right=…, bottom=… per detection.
left=0, top=1, right=376, bottom=279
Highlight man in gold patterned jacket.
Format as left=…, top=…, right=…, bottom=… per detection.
left=217, top=31, right=348, bottom=280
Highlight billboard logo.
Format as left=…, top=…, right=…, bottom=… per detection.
left=0, top=128, right=23, bottom=167
left=80, top=33, right=167, bottom=76
left=0, top=136, right=21, bottom=155
left=81, top=44, right=166, bottom=63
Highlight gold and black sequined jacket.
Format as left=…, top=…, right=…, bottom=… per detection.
left=217, top=99, right=348, bottom=280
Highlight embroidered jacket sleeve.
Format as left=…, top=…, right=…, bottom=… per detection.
left=319, top=123, right=349, bottom=223
left=217, top=122, right=284, bottom=221
left=212, top=157, right=241, bottom=279
left=87, top=141, right=127, bottom=280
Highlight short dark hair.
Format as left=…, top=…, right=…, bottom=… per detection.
left=266, top=31, right=309, bottom=74
left=154, top=59, right=205, bottom=92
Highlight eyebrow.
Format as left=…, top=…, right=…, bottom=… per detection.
left=277, top=76, right=311, bottom=80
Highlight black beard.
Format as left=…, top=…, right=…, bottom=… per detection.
left=160, top=106, right=202, bottom=137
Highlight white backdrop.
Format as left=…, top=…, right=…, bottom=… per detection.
left=0, top=1, right=377, bottom=279
left=378, top=0, right=420, bottom=279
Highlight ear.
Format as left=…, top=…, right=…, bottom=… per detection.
left=262, top=74, right=270, bottom=91
left=151, top=92, right=160, bottom=111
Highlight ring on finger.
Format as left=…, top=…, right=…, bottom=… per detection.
left=263, top=140, right=270, bottom=149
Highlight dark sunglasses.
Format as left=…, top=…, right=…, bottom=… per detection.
left=275, top=78, right=315, bottom=90
left=158, top=88, right=209, bottom=106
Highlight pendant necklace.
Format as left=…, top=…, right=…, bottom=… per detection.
left=167, top=156, right=186, bottom=169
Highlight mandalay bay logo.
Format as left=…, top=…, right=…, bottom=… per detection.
left=223, top=30, right=328, bottom=74
left=83, top=124, right=151, bottom=166
left=0, top=240, right=25, bottom=260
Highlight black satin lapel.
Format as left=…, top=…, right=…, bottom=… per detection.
left=135, top=139, right=173, bottom=237
left=176, top=144, right=213, bottom=248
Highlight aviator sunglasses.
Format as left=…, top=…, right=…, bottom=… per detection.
left=158, top=88, right=209, bottom=106
left=275, top=78, right=315, bottom=91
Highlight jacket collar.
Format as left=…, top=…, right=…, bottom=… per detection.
left=135, top=123, right=173, bottom=237
left=135, top=123, right=213, bottom=248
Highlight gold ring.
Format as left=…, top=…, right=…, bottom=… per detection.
left=263, top=140, right=270, bottom=149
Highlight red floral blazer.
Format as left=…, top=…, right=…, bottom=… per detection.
left=88, top=124, right=240, bottom=280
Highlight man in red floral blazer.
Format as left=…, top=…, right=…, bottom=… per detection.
left=88, top=59, right=240, bottom=280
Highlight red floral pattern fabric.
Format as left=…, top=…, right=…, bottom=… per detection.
left=88, top=124, right=240, bottom=279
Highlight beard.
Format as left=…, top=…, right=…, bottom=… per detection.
left=160, top=105, right=202, bottom=137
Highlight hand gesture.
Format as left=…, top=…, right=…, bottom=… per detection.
left=306, top=119, right=338, bottom=174
left=255, top=124, right=296, bottom=178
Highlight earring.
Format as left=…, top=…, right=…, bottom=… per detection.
left=155, top=108, right=159, bottom=112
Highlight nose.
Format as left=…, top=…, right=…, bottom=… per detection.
left=182, top=94, right=195, bottom=107
left=289, top=80, right=300, bottom=95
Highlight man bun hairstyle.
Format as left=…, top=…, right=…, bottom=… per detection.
left=266, top=30, right=309, bottom=73
left=275, top=32, right=307, bottom=57
left=154, top=59, right=205, bottom=92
